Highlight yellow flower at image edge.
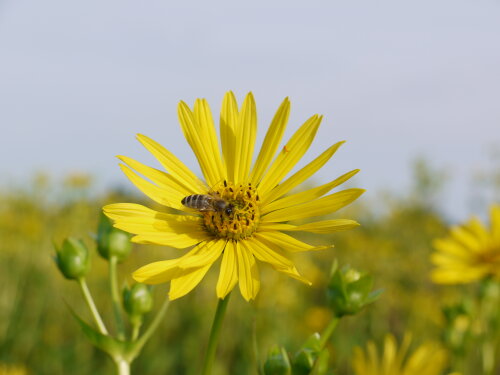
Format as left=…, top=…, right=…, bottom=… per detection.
left=431, top=205, right=500, bottom=284
left=352, top=334, right=450, bottom=375
left=103, top=92, right=364, bottom=301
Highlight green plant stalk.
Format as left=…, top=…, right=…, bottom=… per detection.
left=318, top=316, right=340, bottom=350
left=131, top=321, right=142, bottom=341
left=113, top=357, right=130, bottom=375
left=201, top=293, right=232, bottom=375
left=252, top=316, right=264, bottom=375
left=130, top=296, right=171, bottom=358
left=109, top=256, right=126, bottom=340
left=77, top=277, right=108, bottom=335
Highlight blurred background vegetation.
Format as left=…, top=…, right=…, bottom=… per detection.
left=1, top=158, right=499, bottom=375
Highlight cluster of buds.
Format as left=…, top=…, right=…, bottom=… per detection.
left=53, top=214, right=163, bottom=372
left=264, top=261, right=382, bottom=374
left=326, top=261, right=382, bottom=318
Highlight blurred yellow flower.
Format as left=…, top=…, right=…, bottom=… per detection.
left=0, top=363, right=28, bottom=375
left=104, top=92, right=363, bottom=301
left=352, top=334, right=448, bottom=375
left=431, top=205, right=500, bottom=284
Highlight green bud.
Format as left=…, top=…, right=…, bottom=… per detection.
left=97, top=213, right=132, bottom=262
left=264, top=346, right=291, bottom=375
left=54, top=238, right=90, bottom=280
left=292, top=333, right=321, bottom=375
left=327, top=261, right=382, bottom=317
left=123, top=283, right=153, bottom=324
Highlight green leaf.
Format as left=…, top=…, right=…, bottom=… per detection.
left=310, top=349, right=330, bottom=375
left=67, top=304, right=127, bottom=357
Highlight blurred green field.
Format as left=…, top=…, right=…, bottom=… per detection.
left=1, top=160, right=499, bottom=375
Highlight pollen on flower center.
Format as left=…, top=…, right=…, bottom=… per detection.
left=202, top=181, right=260, bottom=240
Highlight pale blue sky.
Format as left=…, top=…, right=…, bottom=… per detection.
left=0, top=0, right=499, bottom=220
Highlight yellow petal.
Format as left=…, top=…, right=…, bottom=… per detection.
left=133, top=258, right=182, bottom=284
left=258, top=114, right=322, bottom=195
left=136, top=134, right=203, bottom=193
left=273, top=265, right=312, bottom=285
left=491, top=205, right=500, bottom=240
left=220, top=91, right=239, bottom=181
left=169, top=264, right=212, bottom=300
left=131, top=232, right=207, bottom=249
left=256, top=223, right=296, bottom=232
left=177, top=239, right=225, bottom=269
left=261, top=141, right=345, bottom=205
left=450, top=225, right=482, bottom=253
left=262, top=169, right=359, bottom=214
left=118, top=156, right=185, bottom=207
left=255, top=231, right=332, bottom=252
left=132, top=242, right=207, bottom=284
left=286, top=219, right=360, bottom=233
left=243, top=237, right=294, bottom=268
left=103, top=203, right=209, bottom=249
left=243, top=238, right=310, bottom=285
left=194, top=98, right=225, bottom=179
left=216, top=241, right=238, bottom=299
left=262, top=188, right=365, bottom=223
left=233, top=93, right=257, bottom=183
left=250, top=97, right=290, bottom=184
left=237, top=242, right=260, bottom=301
left=432, top=238, right=473, bottom=260
left=119, top=164, right=186, bottom=210
left=178, top=101, right=222, bottom=186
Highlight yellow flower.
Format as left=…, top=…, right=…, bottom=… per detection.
left=352, top=334, right=448, bottom=375
left=431, top=205, right=500, bottom=284
left=104, top=92, right=363, bottom=301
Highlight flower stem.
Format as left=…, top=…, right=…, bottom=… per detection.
left=133, top=297, right=170, bottom=353
left=109, top=256, right=125, bottom=339
left=114, top=357, right=130, bottom=375
left=318, top=316, right=340, bottom=350
left=77, top=277, right=108, bottom=335
left=201, top=294, right=231, bottom=375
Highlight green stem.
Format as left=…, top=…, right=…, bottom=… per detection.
left=318, top=316, right=340, bottom=350
left=252, top=314, right=263, bottom=375
left=131, top=321, right=142, bottom=341
left=114, top=357, right=130, bottom=375
left=133, top=297, right=170, bottom=354
left=201, top=294, right=231, bottom=375
left=109, top=256, right=125, bottom=339
left=77, top=277, right=108, bottom=335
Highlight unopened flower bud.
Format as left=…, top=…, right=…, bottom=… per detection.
left=97, top=213, right=132, bottom=262
left=264, top=346, right=291, bottom=375
left=123, top=283, right=153, bottom=324
left=55, top=238, right=90, bottom=280
left=292, top=333, right=321, bottom=375
left=327, top=261, right=382, bottom=317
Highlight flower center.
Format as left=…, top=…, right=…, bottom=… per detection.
left=202, top=181, right=260, bottom=240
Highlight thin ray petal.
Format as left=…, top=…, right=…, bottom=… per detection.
left=237, top=242, right=260, bottom=301
left=132, top=244, right=202, bottom=284
left=119, top=164, right=179, bottom=209
left=258, top=114, right=322, bottom=195
left=250, top=97, right=290, bottom=184
left=234, top=93, right=257, bottom=182
left=216, top=241, right=238, bottom=299
left=177, top=239, right=226, bottom=269
left=136, top=134, right=203, bottom=193
left=178, top=101, right=222, bottom=186
left=169, top=264, right=212, bottom=300
left=255, top=232, right=332, bottom=252
left=118, top=155, right=185, bottom=202
left=220, top=91, right=239, bottom=181
left=262, top=169, right=359, bottom=214
left=262, top=188, right=365, bottom=222
left=261, top=141, right=345, bottom=205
